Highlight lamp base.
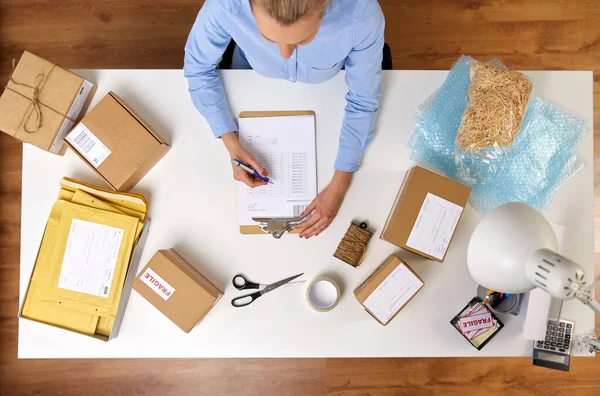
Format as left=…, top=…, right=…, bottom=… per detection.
left=476, top=286, right=523, bottom=316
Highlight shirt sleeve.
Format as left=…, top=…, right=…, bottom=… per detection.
left=184, top=0, right=238, bottom=138
left=334, top=1, right=385, bottom=172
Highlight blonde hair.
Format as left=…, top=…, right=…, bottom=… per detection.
left=255, top=0, right=331, bottom=25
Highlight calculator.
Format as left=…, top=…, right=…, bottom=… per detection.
left=533, top=318, right=574, bottom=371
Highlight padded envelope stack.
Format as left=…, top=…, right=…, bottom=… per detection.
left=20, top=177, right=148, bottom=340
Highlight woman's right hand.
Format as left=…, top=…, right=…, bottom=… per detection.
left=221, top=132, right=268, bottom=188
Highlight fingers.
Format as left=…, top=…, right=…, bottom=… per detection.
left=299, top=217, right=329, bottom=239
left=246, top=156, right=268, bottom=177
left=297, top=210, right=320, bottom=231
left=300, top=199, right=317, bottom=218
left=235, top=169, right=268, bottom=188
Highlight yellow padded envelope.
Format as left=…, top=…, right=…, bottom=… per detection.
left=68, top=189, right=143, bottom=336
left=96, top=316, right=114, bottom=336
left=22, top=179, right=147, bottom=338
left=47, top=202, right=138, bottom=318
left=59, top=177, right=147, bottom=219
left=22, top=200, right=99, bottom=334
left=71, top=189, right=145, bottom=243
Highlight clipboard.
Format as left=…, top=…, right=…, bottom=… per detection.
left=238, top=110, right=316, bottom=237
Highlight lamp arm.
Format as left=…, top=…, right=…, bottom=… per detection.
left=576, top=332, right=600, bottom=355
left=576, top=275, right=600, bottom=315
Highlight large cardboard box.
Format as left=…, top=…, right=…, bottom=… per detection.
left=381, top=166, right=471, bottom=262
left=0, top=51, right=96, bottom=154
left=132, top=249, right=223, bottom=333
left=64, top=91, right=170, bottom=191
left=354, top=255, right=424, bottom=326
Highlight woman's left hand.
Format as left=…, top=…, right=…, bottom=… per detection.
left=297, top=171, right=352, bottom=239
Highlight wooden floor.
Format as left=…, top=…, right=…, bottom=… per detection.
left=1, top=0, right=599, bottom=395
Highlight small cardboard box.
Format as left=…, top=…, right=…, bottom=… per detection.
left=381, top=166, right=471, bottom=262
left=64, top=91, right=170, bottom=191
left=354, top=255, right=424, bottom=326
left=0, top=51, right=96, bottom=154
left=132, top=249, right=223, bottom=333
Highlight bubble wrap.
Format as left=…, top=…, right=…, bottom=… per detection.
left=407, top=55, right=588, bottom=214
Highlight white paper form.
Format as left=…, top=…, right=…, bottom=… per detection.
left=238, top=115, right=317, bottom=226
left=58, top=219, right=124, bottom=298
left=363, top=264, right=424, bottom=324
left=405, top=193, right=464, bottom=260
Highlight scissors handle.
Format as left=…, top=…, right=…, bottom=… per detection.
left=232, top=275, right=260, bottom=290
left=231, top=291, right=261, bottom=307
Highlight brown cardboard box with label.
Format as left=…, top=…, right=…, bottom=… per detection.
left=64, top=91, right=170, bottom=191
left=354, top=255, right=424, bottom=326
left=381, top=166, right=471, bottom=262
left=0, top=51, right=96, bottom=154
left=132, top=249, right=223, bottom=333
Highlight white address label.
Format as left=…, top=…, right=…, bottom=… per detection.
left=405, top=193, right=464, bottom=260
left=58, top=219, right=124, bottom=298
left=65, top=123, right=111, bottom=168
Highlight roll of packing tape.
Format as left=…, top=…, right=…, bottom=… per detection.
left=306, top=276, right=341, bottom=312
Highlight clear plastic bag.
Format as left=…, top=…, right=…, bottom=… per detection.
left=455, top=62, right=533, bottom=184
left=407, top=55, right=588, bottom=215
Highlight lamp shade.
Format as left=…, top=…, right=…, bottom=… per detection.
left=467, top=202, right=559, bottom=293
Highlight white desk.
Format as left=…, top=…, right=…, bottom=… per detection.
left=19, top=70, right=594, bottom=358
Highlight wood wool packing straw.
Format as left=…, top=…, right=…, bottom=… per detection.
left=334, top=222, right=373, bottom=268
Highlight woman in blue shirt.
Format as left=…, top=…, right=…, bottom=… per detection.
left=184, top=0, right=384, bottom=238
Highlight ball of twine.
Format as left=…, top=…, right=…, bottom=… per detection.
left=334, top=222, right=372, bottom=268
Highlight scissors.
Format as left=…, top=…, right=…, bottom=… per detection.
left=231, top=273, right=304, bottom=307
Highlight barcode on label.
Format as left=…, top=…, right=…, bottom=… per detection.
left=65, top=123, right=112, bottom=168
left=293, top=205, right=308, bottom=217
left=103, top=286, right=109, bottom=296
left=73, top=130, right=97, bottom=154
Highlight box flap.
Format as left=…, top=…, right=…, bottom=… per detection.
left=162, top=249, right=223, bottom=297
left=109, top=92, right=167, bottom=144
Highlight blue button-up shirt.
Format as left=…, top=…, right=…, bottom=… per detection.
left=184, top=0, right=384, bottom=172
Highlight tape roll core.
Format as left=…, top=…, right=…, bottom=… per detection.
left=306, top=276, right=341, bottom=312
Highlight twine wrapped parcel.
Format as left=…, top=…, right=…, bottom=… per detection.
left=7, top=58, right=52, bottom=133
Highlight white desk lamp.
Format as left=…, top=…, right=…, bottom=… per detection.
left=467, top=202, right=600, bottom=315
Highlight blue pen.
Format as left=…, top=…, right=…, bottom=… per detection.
left=231, top=159, right=274, bottom=184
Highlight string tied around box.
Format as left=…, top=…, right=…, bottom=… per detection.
left=8, top=58, right=55, bottom=133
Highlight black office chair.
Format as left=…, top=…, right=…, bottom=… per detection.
left=220, top=41, right=393, bottom=70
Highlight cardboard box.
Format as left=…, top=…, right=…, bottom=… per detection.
left=64, top=91, right=170, bottom=191
left=132, top=249, right=223, bottom=333
left=0, top=51, right=96, bottom=154
left=381, top=166, right=471, bottom=262
left=354, top=255, right=424, bottom=326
